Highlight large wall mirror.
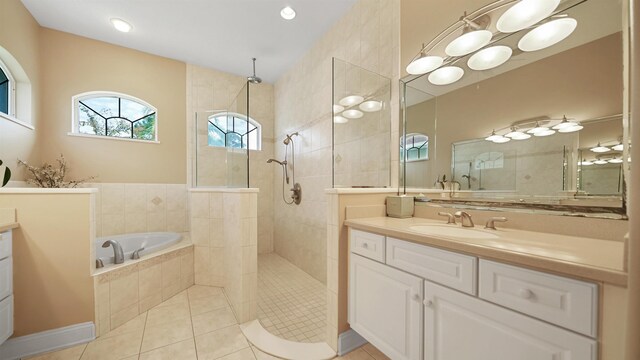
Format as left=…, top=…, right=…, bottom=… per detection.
left=400, top=0, right=629, bottom=217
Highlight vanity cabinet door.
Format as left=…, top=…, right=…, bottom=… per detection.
left=349, top=253, right=422, bottom=360
left=423, top=281, right=596, bottom=360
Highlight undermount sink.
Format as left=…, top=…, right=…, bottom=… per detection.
left=409, top=224, right=500, bottom=240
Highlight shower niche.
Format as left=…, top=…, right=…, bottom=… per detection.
left=332, top=58, right=392, bottom=188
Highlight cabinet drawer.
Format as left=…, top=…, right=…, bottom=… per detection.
left=0, top=295, right=13, bottom=344
left=479, top=260, right=598, bottom=337
left=386, top=237, right=477, bottom=295
left=0, top=231, right=11, bottom=260
left=0, top=258, right=12, bottom=301
left=350, top=229, right=385, bottom=262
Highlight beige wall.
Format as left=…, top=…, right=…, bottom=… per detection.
left=0, top=0, right=41, bottom=181
left=0, top=192, right=94, bottom=337
left=274, top=0, right=400, bottom=284
left=38, top=29, right=187, bottom=184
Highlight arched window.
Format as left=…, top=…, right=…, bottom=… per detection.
left=401, top=133, right=429, bottom=161
left=72, top=92, right=157, bottom=142
left=0, top=61, right=14, bottom=116
left=207, top=112, right=261, bottom=150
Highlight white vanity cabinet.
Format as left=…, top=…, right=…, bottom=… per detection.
left=349, top=253, right=423, bottom=360
left=348, top=228, right=598, bottom=360
left=0, top=229, right=13, bottom=344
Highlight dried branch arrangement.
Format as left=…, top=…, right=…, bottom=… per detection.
left=18, top=155, right=96, bottom=188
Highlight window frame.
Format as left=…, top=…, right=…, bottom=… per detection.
left=70, top=91, right=159, bottom=143
left=0, top=59, right=16, bottom=118
left=207, top=112, right=262, bottom=151
left=401, top=133, right=429, bottom=162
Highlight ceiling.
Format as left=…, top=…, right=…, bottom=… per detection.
left=20, top=0, right=357, bottom=84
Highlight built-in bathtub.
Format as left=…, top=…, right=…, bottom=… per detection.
left=95, top=232, right=182, bottom=266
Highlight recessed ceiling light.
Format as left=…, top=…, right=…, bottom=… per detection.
left=280, top=6, right=296, bottom=20
left=428, top=66, right=464, bottom=85
left=497, top=0, right=561, bottom=33
left=468, top=46, right=513, bottom=71
left=518, top=18, right=578, bottom=52
left=110, top=18, right=132, bottom=33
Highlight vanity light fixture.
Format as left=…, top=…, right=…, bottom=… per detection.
left=333, top=115, right=348, bottom=124
left=612, top=143, right=624, bottom=151
left=428, top=66, right=464, bottom=85
left=333, top=104, right=345, bottom=113
left=496, top=0, right=561, bottom=33
left=492, top=136, right=511, bottom=143
left=110, top=18, right=132, bottom=33
left=580, top=159, right=594, bottom=166
left=406, top=50, right=444, bottom=75
left=485, top=130, right=502, bottom=142
left=552, top=115, right=579, bottom=130
left=342, top=109, right=364, bottom=119
left=446, top=14, right=493, bottom=57
left=558, top=123, right=583, bottom=133
left=467, top=46, right=513, bottom=71
left=338, top=95, right=364, bottom=107
left=359, top=100, right=383, bottom=112
left=590, top=142, right=611, bottom=153
left=533, top=128, right=556, bottom=136
left=608, top=157, right=623, bottom=164
left=280, top=6, right=296, bottom=20
left=526, top=123, right=550, bottom=134
left=519, top=17, right=578, bottom=52
left=594, top=159, right=609, bottom=165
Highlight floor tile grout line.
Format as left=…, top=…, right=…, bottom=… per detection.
left=137, top=311, right=149, bottom=357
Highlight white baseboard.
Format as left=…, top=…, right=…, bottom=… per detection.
left=337, top=329, right=368, bottom=356
left=0, top=322, right=95, bottom=360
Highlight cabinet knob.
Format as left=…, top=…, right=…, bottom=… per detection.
left=362, top=243, right=369, bottom=249
left=412, top=293, right=421, bottom=302
left=423, top=299, right=433, bottom=307
left=518, top=288, right=534, bottom=299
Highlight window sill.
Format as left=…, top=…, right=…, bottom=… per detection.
left=67, top=132, right=160, bottom=144
left=0, top=112, right=34, bottom=130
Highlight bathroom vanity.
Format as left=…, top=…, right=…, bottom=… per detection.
left=0, top=223, right=17, bottom=345
left=345, top=217, right=626, bottom=360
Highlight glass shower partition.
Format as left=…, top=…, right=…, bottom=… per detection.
left=194, top=83, right=250, bottom=188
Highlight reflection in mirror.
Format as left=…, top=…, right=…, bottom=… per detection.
left=401, top=0, right=628, bottom=214
left=332, top=58, right=391, bottom=188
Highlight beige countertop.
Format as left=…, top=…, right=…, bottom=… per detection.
left=0, top=222, right=19, bottom=232
left=345, top=217, right=627, bottom=286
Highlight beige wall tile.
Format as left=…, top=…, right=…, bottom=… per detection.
left=191, top=217, right=209, bottom=246
left=110, top=271, right=139, bottom=314
left=191, top=192, right=210, bottom=218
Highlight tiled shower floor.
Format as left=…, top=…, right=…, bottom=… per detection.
left=257, top=253, right=327, bottom=343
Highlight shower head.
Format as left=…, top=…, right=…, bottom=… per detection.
left=283, top=132, right=299, bottom=145
left=267, top=158, right=286, bottom=166
left=248, top=58, right=262, bottom=84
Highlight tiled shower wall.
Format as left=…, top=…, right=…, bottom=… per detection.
left=186, top=64, right=275, bottom=254
left=88, top=183, right=189, bottom=238
left=273, top=0, right=401, bottom=285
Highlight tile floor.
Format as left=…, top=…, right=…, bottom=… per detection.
left=257, top=253, right=326, bottom=343
left=24, top=285, right=388, bottom=360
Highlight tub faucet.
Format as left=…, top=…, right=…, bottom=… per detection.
left=454, top=211, right=474, bottom=228
left=131, top=247, right=145, bottom=260
left=102, top=240, right=124, bottom=264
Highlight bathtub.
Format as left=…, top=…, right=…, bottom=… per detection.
left=96, top=232, right=182, bottom=266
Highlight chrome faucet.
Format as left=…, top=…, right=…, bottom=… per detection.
left=454, top=211, right=474, bottom=228
left=485, top=217, right=508, bottom=230
left=131, top=247, right=145, bottom=260
left=438, top=212, right=456, bottom=224
left=102, top=240, right=124, bottom=264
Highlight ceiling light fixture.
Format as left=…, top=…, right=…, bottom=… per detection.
left=280, top=6, right=296, bottom=20
left=428, top=66, right=464, bottom=85
left=580, top=159, right=594, bottom=166
left=445, top=29, right=493, bottom=57
left=518, top=18, right=578, bottom=52
left=558, top=124, right=583, bottom=133
left=492, top=136, right=511, bottom=143
left=533, top=128, right=556, bottom=136
left=467, top=45, right=513, bottom=71
left=608, top=158, right=623, bottom=164
left=333, top=104, right=344, bottom=113
left=406, top=49, right=444, bottom=75
left=359, top=100, right=383, bottom=112
left=590, top=143, right=611, bottom=153
left=526, top=123, right=550, bottom=134
left=612, top=143, right=624, bottom=151
left=496, top=0, right=561, bottom=33
left=594, top=159, right=609, bottom=165
left=552, top=115, right=579, bottom=130
left=342, top=109, right=364, bottom=119
left=485, top=130, right=502, bottom=142
left=110, top=18, right=132, bottom=33
left=338, top=95, right=364, bottom=107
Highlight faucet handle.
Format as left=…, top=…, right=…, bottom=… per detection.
left=131, top=247, right=145, bottom=260
left=485, top=217, right=508, bottom=230
left=438, top=212, right=456, bottom=224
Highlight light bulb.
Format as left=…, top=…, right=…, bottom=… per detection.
left=519, top=18, right=578, bottom=52
left=467, top=46, right=513, bottom=71
left=445, top=30, right=493, bottom=57
left=110, top=18, right=132, bottom=33
left=428, top=66, right=464, bottom=85
left=406, top=53, right=444, bottom=75
left=280, top=6, right=296, bottom=20
left=497, top=0, right=561, bottom=33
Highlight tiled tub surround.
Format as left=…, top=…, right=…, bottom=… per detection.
left=86, top=183, right=189, bottom=238
left=93, top=244, right=194, bottom=337
left=190, top=188, right=258, bottom=323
